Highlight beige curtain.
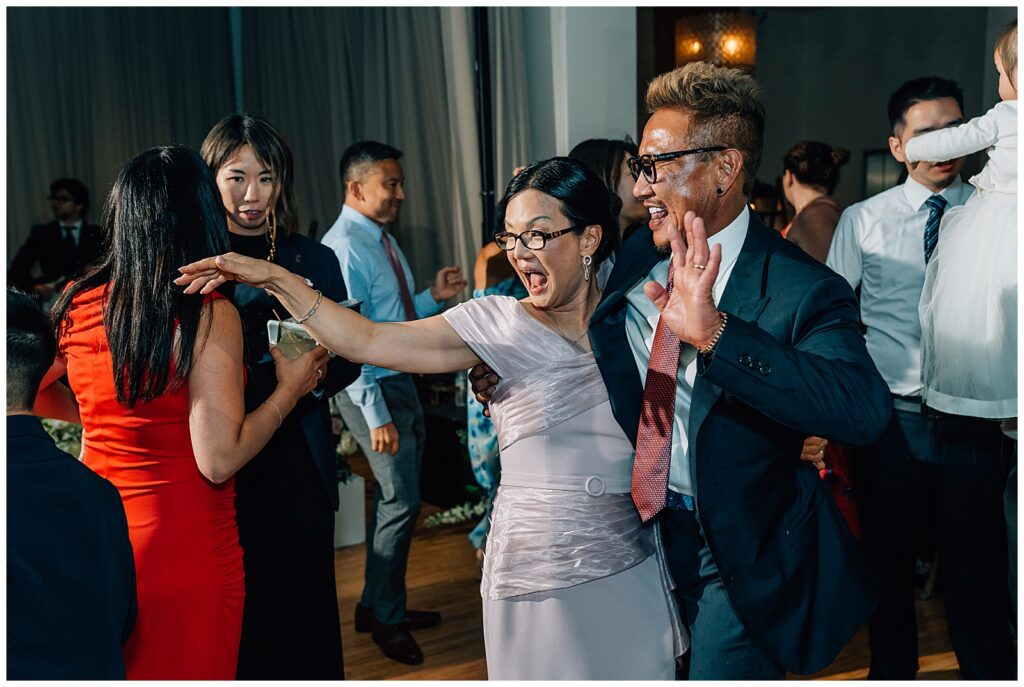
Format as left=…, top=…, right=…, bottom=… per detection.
left=490, top=7, right=534, bottom=198
left=6, top=7, right=233, bottom=261
left=241, top=7, right=478, bottom=289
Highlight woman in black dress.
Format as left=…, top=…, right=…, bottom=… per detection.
left=201, top=114, right=360, bottom=679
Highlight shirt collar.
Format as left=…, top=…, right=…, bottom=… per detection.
left=708, top=206, right=749, bottom=269
left=61, top=219, right=82, bottom=232
left=341, top=203, right=384, bottom=241
left=652, top=206, right=748, bottom=276
left=902, top=175, right=969, bottom=212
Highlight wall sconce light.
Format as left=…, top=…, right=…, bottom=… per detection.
left=675, top=11, right=757, bottom=72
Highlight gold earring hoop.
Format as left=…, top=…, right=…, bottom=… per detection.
left=266, top=208, right=278, bottom=262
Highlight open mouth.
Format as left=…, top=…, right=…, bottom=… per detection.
left=520, top=266, right=549, bottom=294
left=647, top=205, right=669, bottom=228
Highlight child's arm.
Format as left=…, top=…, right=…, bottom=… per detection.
left=904, top=103, right=1009, bottom=162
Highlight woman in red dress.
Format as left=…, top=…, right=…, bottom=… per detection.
left=52, top=146, right=325, bottom=679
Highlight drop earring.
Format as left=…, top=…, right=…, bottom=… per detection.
left=582, top=254, right=593, bottom=281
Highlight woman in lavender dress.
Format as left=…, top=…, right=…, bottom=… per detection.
left=178, top=158, right=686, bottom=680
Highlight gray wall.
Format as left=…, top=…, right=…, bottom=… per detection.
left=522, top=7, right=637, bottom=160
left=755, top=7, right=1010, bottom=209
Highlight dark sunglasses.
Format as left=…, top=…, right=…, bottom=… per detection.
left=626, top=146, right=727, bottom=183
left=493, top=225, right=582, bottom=251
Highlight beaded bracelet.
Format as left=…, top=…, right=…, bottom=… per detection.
left=295, top=290, right=323, bottom=324
left=698, top=312, right=729, bottom=357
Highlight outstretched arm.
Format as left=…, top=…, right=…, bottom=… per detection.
left=904, top=104, right=1005, bottom=162
left=177, top=253, right=481, bottom=374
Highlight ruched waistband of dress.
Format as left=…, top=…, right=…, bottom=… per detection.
left=498, top=471, right=632, bottom=495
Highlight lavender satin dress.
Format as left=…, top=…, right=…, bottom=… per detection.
left=444, top=296, right=686, bottom=680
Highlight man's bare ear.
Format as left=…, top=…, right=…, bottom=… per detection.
left=717, top=149, right=745, bottom=193
left=888, top=134, right=906, bottom=163
left=347, top=178, right=364, bottom=203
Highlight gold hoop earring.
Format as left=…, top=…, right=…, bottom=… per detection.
left=582, top=254, right=593, bottom=282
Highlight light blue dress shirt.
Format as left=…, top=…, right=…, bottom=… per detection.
left=321, top=204, right=442, bottom=428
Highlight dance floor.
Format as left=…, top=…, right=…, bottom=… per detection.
left=334, top=453, right=960, bottom=680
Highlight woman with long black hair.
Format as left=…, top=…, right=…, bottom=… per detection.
left=201, top=114, right=361, bottom=679
left=53, top=146, right=323, bottom=678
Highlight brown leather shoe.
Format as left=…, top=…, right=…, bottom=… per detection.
left=371, top=619, right=424, bottom=665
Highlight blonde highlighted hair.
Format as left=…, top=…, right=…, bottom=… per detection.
left=645, top=61, right=765, bottom=195
left=996, top=20, right=1017, bottom=87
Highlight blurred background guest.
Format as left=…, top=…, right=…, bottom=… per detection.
left=780, top=141, right=850, bottom=262
left=7, top=288, right=136, bottom=680
left=8, top=178, right=103, bottom=303
left=567, top=137, right=649, bottom=246
left=52, top=145, right=322, bottom=679
left=201, top=114, right=360, bottom=679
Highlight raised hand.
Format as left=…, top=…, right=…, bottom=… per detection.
left=431, top=266, right=468, bottom=302
left=175, top=252, right=280, bottom=295
left=644, top=211, right=724, bottom=350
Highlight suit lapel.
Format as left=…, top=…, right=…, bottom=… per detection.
left=590, top=230, right=665, bottom=441
left=688, top=215, right=774, bottom=442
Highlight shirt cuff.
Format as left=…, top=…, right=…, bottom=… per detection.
left=360, top=398, right=393, bottom=429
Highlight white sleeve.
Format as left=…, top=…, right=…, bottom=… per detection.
left=442, top=296, right=530, bottom=381
left=826, top=207, right=863, bottom=290
left=904, top=103, right=1007, bottom=162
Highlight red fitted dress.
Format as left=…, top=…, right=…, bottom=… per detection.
left=59, top=285, right=245, bottom=679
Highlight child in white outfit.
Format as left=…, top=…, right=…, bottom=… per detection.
left=905, top=21, right=1018, bottom=423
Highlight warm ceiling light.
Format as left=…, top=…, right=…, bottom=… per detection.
left=675, top=11, right=757, bottom=72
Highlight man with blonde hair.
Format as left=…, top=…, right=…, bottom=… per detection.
left=586, top=62, right=891, bottom=678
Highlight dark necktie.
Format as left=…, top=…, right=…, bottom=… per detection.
left=63, top=224, right=76, bottom=248
left=923, top=194, right=948, bottom=263
left=380, top=232, right=417, bottom=322
left=631, top=261, right=681, bottom=523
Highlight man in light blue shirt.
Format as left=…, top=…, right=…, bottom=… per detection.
left=321, top=140, right=465, bottom=666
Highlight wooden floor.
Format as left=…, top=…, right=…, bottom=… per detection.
left=334, top=454, right=960, bottom=680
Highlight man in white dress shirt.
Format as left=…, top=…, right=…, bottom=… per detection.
left=827, top=77, right=1015, bottom=679
left=321, top=141, right=465, bottom=666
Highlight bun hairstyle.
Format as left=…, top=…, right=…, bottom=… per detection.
left=495, top=157, right=621, bottom=265
left=783, top=141, right=850, bottom=195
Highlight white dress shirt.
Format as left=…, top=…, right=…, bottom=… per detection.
left=624, top=207, right=749, bottom=497
left=826, top=176, right=973, bottom=396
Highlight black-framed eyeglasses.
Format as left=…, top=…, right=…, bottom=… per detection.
left=493, top=225, right=582, bottom=251
left=626, top=146, right=727, bottom=183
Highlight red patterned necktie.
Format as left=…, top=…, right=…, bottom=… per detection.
left=631, top=261, right=681, bottom=523
left=380, top=232, right=418, bottom=322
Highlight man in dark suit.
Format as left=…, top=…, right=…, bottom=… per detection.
left=8, top=178, right=104, bottom=299
left=587, top=62, right=891, bottom=679
left=6, top=288, right=136, bottom=679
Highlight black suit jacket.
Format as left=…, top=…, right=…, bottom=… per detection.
left=590, top=214, right=892, bottom=674
left=229, top=232, right=361, bottom=509
left=8, top=220, right=104, bottom=291
left=6, top=415, right=137, bottom=679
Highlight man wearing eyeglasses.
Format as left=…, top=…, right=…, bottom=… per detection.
left=591, top=62, right=890, bottom=678
left=8, top=178, right=103, bottom=303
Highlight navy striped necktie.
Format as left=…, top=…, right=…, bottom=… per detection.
left=923, top=194, right=948, bottom=263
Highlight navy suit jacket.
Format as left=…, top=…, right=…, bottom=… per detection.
left=590, top=214, right=891, bottom=674
left=229, top=232, right=361, bottom=509
left=8, top=220, right=104, bottom=291
left=6, top=415, right=137, bottom=679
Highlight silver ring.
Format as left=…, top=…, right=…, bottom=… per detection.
left=692, top=264, right=706, bottom=270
